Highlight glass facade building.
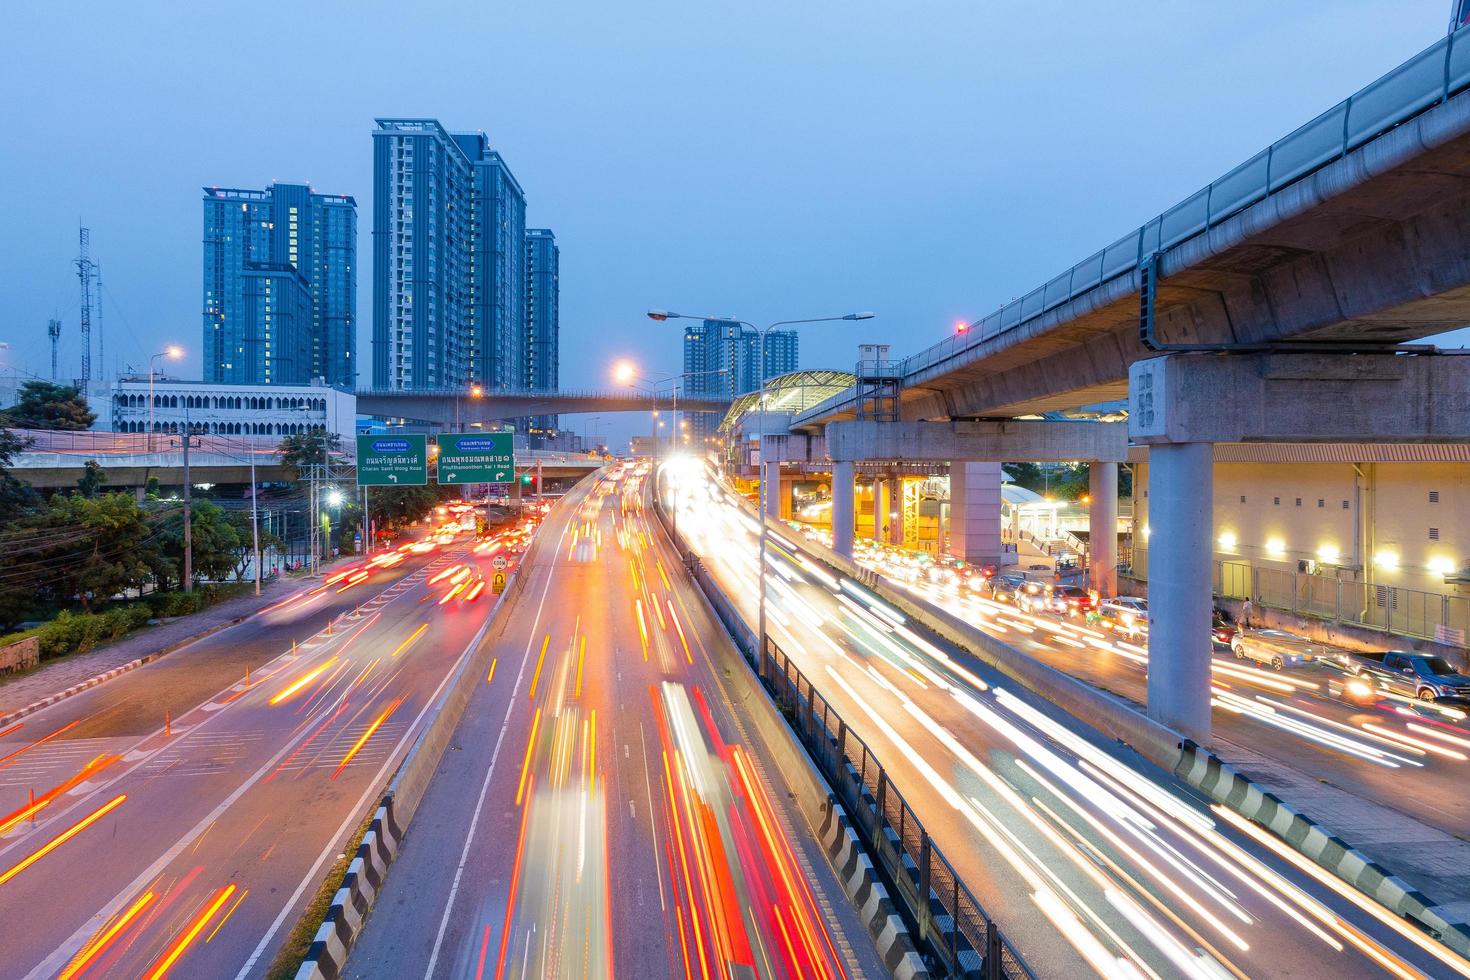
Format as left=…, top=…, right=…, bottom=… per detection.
left=681, top=319, right=798, bottom=443
left=524, top=228, right=560, bottom=433
left=372, top=120, right=538, bottom=398
left=202, top=183, right=356, bottom=387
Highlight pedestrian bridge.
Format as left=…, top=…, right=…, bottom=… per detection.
left=355, top=387, right=730, bottom=426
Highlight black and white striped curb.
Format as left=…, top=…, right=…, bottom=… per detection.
left=1176, top=741, right=1470, bottom=959
left=295, top=797, right=403, bottom=980
left=820, top=797, right=930, bottom=980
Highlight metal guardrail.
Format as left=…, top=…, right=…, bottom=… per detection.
left=759, top=635, right=1035, bottom=980
left=892, top=25, right=1470, bottom=382
left=1217, top=561, right=1470, bottom=649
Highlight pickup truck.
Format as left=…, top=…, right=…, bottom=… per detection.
left=1335, top=650, right=1470, bottom=703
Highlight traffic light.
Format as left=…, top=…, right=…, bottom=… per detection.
left=521, top=473, right=533, bottom=485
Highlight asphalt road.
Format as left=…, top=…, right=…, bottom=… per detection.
left=670, top=462, right=1470, bottom=980
left=348, top=464, right=885, bottom=980
left=0, top=520, right=524, bottom=979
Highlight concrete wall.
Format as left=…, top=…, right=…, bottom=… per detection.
left=1133, top=460, right=1470, bottom=597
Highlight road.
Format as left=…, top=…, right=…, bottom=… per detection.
left=667, top=459, right=1470, bottom=980
left=832, top=535, right=1470, bottom=897
left=0, top=515, right=528, bottom=979
left=348, top=464, right=885, bottom=979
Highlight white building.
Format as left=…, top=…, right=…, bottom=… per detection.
left=103, top=376, right=357, bottom=441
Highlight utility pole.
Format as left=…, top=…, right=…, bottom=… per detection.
left=182, top=422, right=193, bottom=593
left=250, top=447, right=261, bottom=596
left=75, top=227, right=94, bottom=389
left=94, top=262, right=104, bottom=380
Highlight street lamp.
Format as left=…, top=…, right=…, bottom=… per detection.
left=148, top=346, right=184, bottom=452
left=647, top=309, right=875, bottom=661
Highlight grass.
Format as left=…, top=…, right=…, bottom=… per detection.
left=265, top=804, right=380, bottom=980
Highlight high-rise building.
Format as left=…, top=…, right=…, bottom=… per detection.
left=681, top=319, right=798, bottom=443
left=202, top=183, right=356, bottom=387
left=524, top=228, right=560, bottom=433
left=372, top=119, right=533, bottom=395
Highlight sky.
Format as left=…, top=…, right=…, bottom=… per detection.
left=0, top=1, right=1458, bottom=444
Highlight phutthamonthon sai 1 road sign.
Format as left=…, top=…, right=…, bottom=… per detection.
left=436, top=432, right=515, bottom=485
left=356, top=434, right=429, bottom=486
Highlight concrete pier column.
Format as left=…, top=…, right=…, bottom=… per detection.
left=778, top=477, right=794, bottom=520
left=763, top=461, right=782, bottom=520
left=872, top=477, right=891, bottom=543
left=946, top=462, right=1004, bottom=565
left=832, top=461, right=856, bottom=559
left=1089, top=462, right=1118, bottom=598
left=886, top=477, right=905, bottom=546
left=1145, top=442, right=1213, bottom=743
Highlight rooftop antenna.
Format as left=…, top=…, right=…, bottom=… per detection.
left=75, top=226, right=94, bottom=388
left=95, top=260, right=104, bottom=379
left=47, top=318, right=61, bottom=380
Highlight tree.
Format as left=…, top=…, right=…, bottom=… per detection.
left=277, top=429, right=342, bottom=480
left=369, top=484, right=457, bottom=533
left=0, top=428, right=34, bottom=523
left=2, top=381, right=96, bottom=430
left=76, top=459, right=105, bottom=498
left=42, top=493, right=156, bottom=610
left=151, top=500, right=243, bottom=589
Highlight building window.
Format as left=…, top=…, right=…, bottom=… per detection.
left=1430, top=527, right=1440, bottom=541
left=1294, top=498, right=1302, bottom=507
left=1317, top=499, right=1324, bottom=508
left=1342, top=500, right=1349, bottom=509
left=1273, top=496, right=1280, bottom=506
left=1239, top=495, right=1246, bottom=503
left=1430, top=490, right=1440, bottom=503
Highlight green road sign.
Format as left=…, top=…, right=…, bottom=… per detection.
left=437, top=432, right=515, bottom=484
left=356, top=434, right=428, bottom=486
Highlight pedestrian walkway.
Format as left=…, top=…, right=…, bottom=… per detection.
left=0, top=566, right=346, bottom=718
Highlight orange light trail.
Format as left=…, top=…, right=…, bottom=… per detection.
left=529, top=635, right=550, bottom=700
left=494, top=772, right=535, bottom=980
left=0, top=793, right=126, bottom=887
left=142, top=883, right=237, bottom=980
left=392, top=624, right=430, bottom=657
left=438, top=581, right=468, bottom=605
left=487, top=658, right=498, bottom=684
left=59, top=889, right=157, bottom=980
left=0, top=719, right=80, bottom=773
left=428, top=564, right=464, bottom=585
left=515, top=708, right=542, bottom=806
left=575, top=636, right=587, bottom=698
left=332, top=698, right=403, bottom=779
left=668, top=600, right=692, bottom=664
left=464, top=581, right=486, bottom=602
left=0, top=753, right=120, bottom=835
left=269, top=657, right=337, bottom=705
left=0, top=722, right=22, bottom=739
left=636, top=600, right=650, bottom=661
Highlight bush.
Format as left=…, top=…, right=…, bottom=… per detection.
left=0, top=586, right=250, bottom=665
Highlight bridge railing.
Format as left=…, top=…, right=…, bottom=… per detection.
left=900, top=25, right=1470, bottom=382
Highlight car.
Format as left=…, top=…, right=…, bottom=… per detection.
left=1230, top=628, right=1321, bottom=670
left=1055, top=586, right=1097, bottom=618
left=987, top=572, right=1028, bottom=601
left=1339, top=650, right=1470, bottom=703
left=1013, top=579, right=1055, bottom=613
left=1211, top=608, right=1236, bottom=646
left=1098, top=597, right=1148, bottom=637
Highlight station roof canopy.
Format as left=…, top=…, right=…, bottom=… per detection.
left=718, top=370, right=856, bottom=434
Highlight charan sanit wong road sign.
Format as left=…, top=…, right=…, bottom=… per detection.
left=356, top=434, right=429, bottom=486
left=437, top=432, right=515, bottom=484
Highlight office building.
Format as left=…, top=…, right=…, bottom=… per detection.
left=372, top=119, right=535, bottom=395
left=106, top=376, right=357, bottom=440
left=681, top=319, right=798, bottom=443
left=202, top=183, right=356, bottom=388
left=524, top=228, right=559, bottom=433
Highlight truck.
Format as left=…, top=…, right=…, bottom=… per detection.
left=1333, top=649, right=1470, bottom=703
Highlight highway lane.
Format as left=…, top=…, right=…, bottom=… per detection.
left=348, top=464, right=885, bottom=980
left=837, top=538, right=1470, bottom=844
left=0, top=518, right=533, bottom=979
left=668, top=460, right=1470, bottom=980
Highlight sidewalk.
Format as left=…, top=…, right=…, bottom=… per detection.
left=0, top=567, right=338, bottom=719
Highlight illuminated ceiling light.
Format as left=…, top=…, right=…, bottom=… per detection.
left=1217, top=531, right=1237, bottom=549
left=1317, top=544, right=1340, bottom=565
left=1374, top=550, right=1399, bottom=570
left=1265, top=538, right=1286, bottom=557
left=1428, top=555, right=1455, bottom=575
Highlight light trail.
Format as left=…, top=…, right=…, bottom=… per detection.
left=142, top=882, right=238, bottom=980
left=391, top=623, right=429, bottom=658
left=268, top=657, right=338, bottom=705
left=332, top=697, right=404, bottom=779
left=58, top=889, right=157, bottom=980
left=0, top=794, right=126, bottom=887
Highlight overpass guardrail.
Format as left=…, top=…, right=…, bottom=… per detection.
left=759, top=635, right=1035, bottom=980
left=900, top=24, right=1470, bottom=382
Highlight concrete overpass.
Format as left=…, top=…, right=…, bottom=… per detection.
left=793, top=28, right=1470, bottom=429
left=355, top=386, right=730, bottom=426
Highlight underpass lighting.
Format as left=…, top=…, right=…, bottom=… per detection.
left=1217, top=531, right=1237, bottom=550
left=1428, top=555, right=1455, bottom=575
left=1265, top=537, right=1286, bottom=557
left=1374, top=550, right=1400, bottom=570
left=1317, top=544, right=1340, bottom=565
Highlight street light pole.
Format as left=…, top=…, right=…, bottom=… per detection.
left=148, top=346, right=183, bottom=453
left=647, top=311, right=874, bottom=659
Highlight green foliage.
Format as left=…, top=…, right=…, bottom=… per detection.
left=145, top=475, right=161, bottom=499
left=369, top=484, right=457, bottom=532
left=42, top=492, right=158, bottom=610
left=276, top=429, right=342, bottom=480
left=76, top=459, right=106, bottom=498
left=149, top=499, right=244, bottom=590
left=2, top=380, right=96, bottom=430
left=0, top=428, right=35, bottom=523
